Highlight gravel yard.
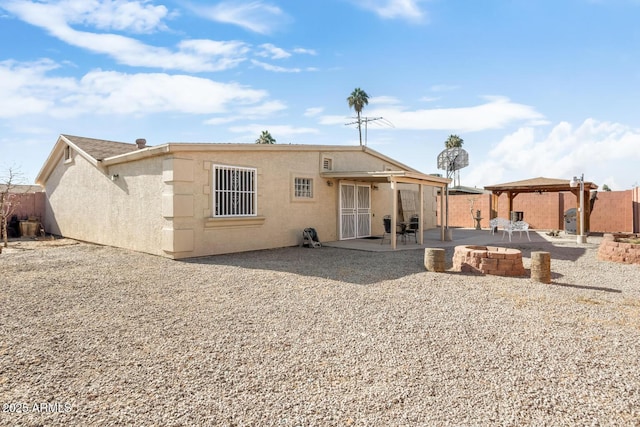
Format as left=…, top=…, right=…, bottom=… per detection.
left=1, top=237, right=639, bottom=426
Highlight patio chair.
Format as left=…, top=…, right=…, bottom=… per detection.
left=502, top=220, right=531, bottom=242
left=381, top=215, right=406, bottom=244
left=403, top=215, right=420, bottom=243
left=512, top=221, right=531, bottom=241
left=490, top=217, right=511, bottom=235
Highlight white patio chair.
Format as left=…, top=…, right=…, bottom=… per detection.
left=512, top=221, right=531, bottom=241
left=502, top=220, right=531, bottom=242
left=490, top=217, right=511, bottom=235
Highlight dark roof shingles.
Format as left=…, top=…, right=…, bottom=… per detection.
left=62, top=135, right=141, bottom=160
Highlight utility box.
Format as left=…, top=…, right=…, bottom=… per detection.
left=564, top=208, right=577, bottom=234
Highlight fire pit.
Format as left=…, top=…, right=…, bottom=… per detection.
left=453, top=245, right=526, bottom=276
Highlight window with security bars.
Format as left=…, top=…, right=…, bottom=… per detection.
left=294, top=178, right=313, bottom=198
left=213, top=165, right=257, bottom=217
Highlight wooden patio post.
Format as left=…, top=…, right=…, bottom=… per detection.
left=391, top=179, right=398, bottom=250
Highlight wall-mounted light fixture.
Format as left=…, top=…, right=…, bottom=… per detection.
left=372, top=185, right=379, bottom=190
left=111, top=174, right=120, bottom=181
left=326, top=180, right=333, bottom=187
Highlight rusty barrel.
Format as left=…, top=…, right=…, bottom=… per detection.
left=424, top=248, right=446, bottom=272
left=531, top=251, right=551, bottom=283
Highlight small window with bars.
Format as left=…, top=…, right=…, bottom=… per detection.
left=213, top=165, right=257, bottom=217
left=294, top=177, right=313, bottom=198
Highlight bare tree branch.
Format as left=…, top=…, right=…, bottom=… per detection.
left=1, top=165, right=26, bottom=250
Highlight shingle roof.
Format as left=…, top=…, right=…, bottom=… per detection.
left=484, top=177, right=598, bottom=192
left=62, top=134, right=141, bottom=160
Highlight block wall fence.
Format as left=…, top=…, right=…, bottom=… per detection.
left=3, top=193, right=46, bottom=221
left=437, top=188, right=640, bottom=233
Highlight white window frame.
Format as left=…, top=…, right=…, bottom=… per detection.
left=212, top=164, right=257, bottom=217
left=294, top=177, right=314, bottom=199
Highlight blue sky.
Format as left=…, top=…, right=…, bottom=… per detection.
left=1, top=0, right=639, bottom=189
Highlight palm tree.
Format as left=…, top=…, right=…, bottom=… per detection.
left=347, top=88, right=369, bottom=146
left=255, top=130, right=276, bottom=144
left=445, top=134, right=464, bottom=148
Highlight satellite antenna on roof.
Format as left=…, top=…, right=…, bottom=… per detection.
left=345, top=116, right=394, bottom=145
left=437, top=147, right=470, bottom=240
left=437, top=147, right=469, bottom=177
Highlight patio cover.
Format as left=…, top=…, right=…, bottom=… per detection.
left=321, top=170, right=451, bottom=249
left=484, top=177, right=598, bottom=231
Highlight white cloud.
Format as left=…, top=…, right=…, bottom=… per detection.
left=0, top=59, right=76, bottom=117
left=369, top=96, right=401, bottom=105
left=465, top=119, right=640, bottom=190
left=367, top=96, right=547, bottom=132
left=304, top=107, right=324, bottom=117
left=63, top=0, right=170, bottom=33
left=0, top=60, right=268, bottom=118
left=1, top=0, right=171, bottom=34
left=256, top=43, right=291, bottom=59
left=1, top=0, right=249, bottom=72
left=293, top=48, right=317, bottom=56
left=318, top=115, right=351, bottom=126
left=194, top=1, right=288, bottom=34
left=354, top=0, right=426, bottom=22
left=250, top=59, right=302, bottom=73
left=238, top=100, right=287, bottom=116
left=228, top=124, right=319, bottom=140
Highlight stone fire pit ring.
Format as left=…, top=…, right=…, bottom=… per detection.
left=453, top=245, right=526, bottom=276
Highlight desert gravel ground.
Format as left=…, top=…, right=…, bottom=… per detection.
left=1, top=236, right=639, bottom=426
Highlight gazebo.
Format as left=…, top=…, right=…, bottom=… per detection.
left=484, top=177, right=598, bottom=232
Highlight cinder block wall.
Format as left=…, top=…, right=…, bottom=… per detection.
left=590, top=190, right=633, bottom=233
left=438, top=190, right=635, bottom=233
left=436, top=194, right=491, bottom=229
left=7, top=193, right=45, bottom=221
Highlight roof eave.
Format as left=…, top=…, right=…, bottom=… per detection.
left=36, top=135, right=101, bottom=185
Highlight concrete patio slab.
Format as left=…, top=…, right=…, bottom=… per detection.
left=322, top=227, right=597, bottom=252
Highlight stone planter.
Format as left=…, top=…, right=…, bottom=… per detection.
left=598, top=233, right=640, bottom=265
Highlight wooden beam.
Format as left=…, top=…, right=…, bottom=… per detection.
left=490, top=193, right=499, bottom=219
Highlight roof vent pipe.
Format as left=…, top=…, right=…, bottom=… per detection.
left=135, top=138, right=147, bottom=149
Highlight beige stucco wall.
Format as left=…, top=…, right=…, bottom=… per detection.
left=160, top=148, right=441, bottom=258
left=43, top=149, right=165, bottom=256
left=43, top=145, right=441, bottom=259
left=163, top=149, right=343, bottom=258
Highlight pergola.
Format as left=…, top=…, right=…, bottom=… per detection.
left=321, top=170, right=451, bottom=249
left=484, top=177, right=598, bottom=231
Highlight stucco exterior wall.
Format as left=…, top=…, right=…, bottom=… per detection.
left=44, top=150, right=165, bottom=255
left=161, top=148, right=440, bottom=258
left=42, top=144, right=442, bottom=259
